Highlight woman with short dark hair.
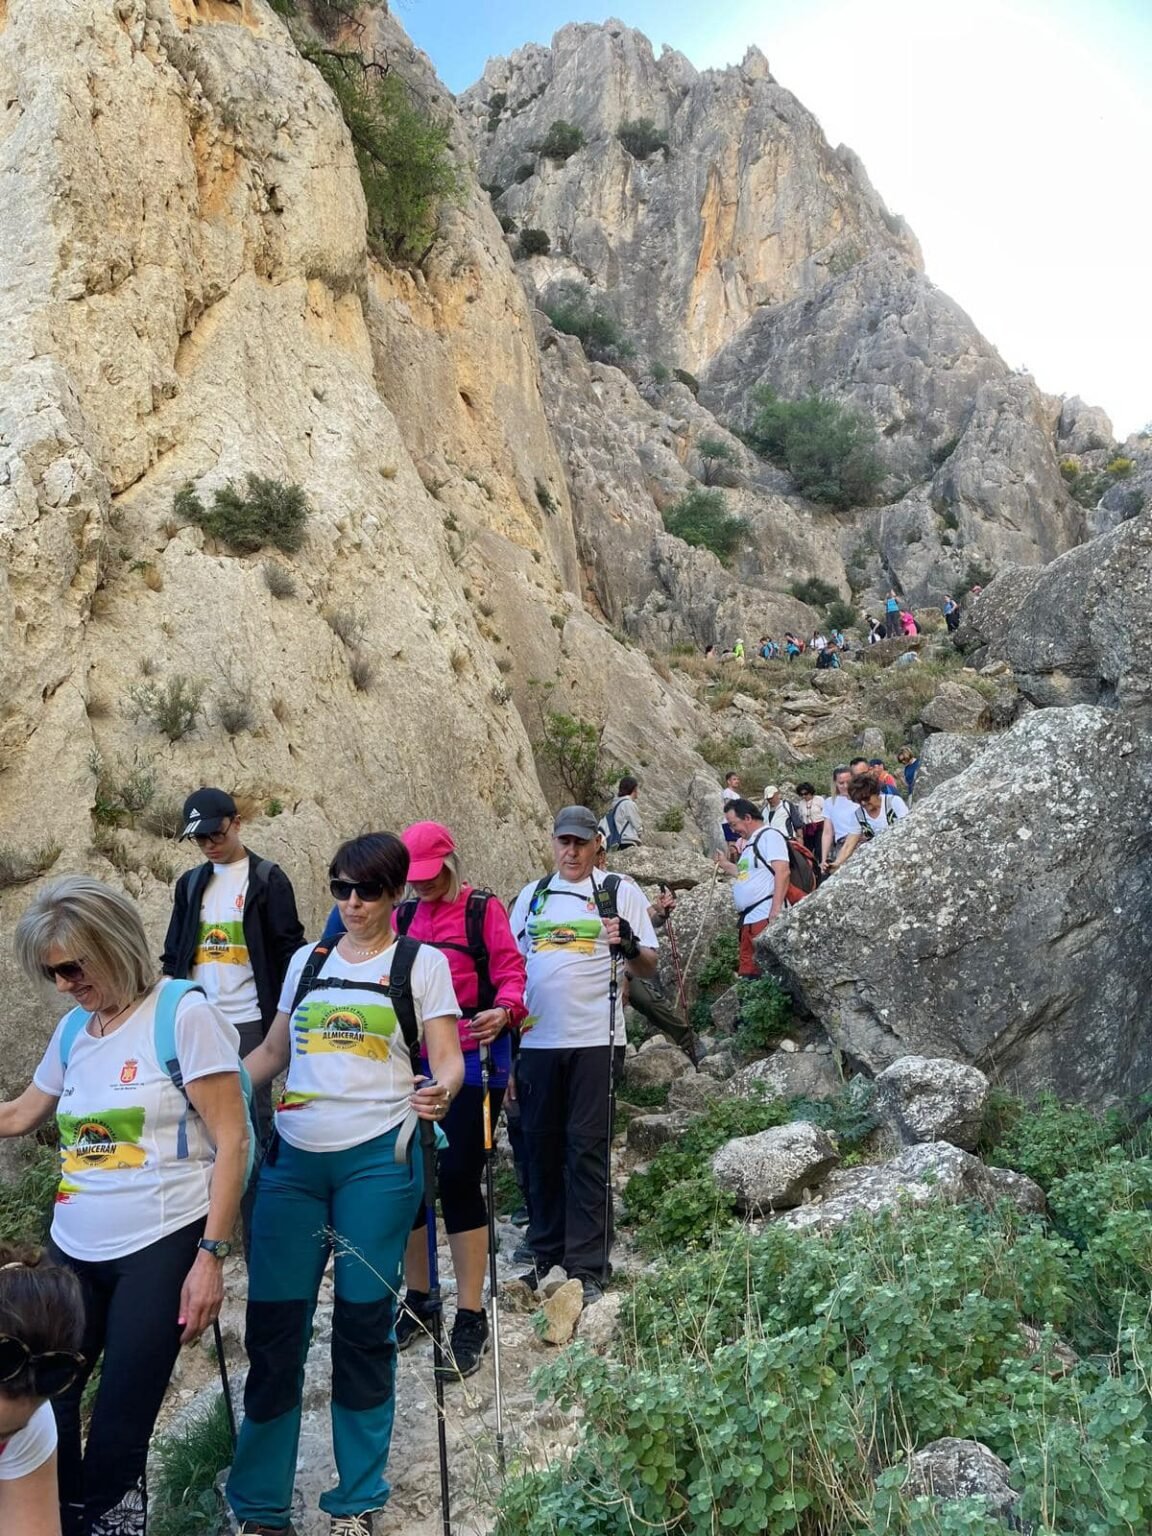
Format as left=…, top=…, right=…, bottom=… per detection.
left=827, top=771, right=909, bottom=871
left=1, top=876, right=247, bottom=1536
left=0, top=1246, right=85, bottom=1536
left=227, top=833, right=465, bottom=1536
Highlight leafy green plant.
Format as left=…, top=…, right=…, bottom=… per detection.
left=655, top=806, right=684, bottom=833
left=301, top=43, right=462, bottom=261
left=529, top=682, right=621, bottom=807
left=733, top=976, right=791, bottom=1054
left=1106, top=456, right=1134, bottom=477
left=661, top=487, right=748, bottom=562
left=176, top=474, right=310, bottom=555
left=542, top=281, right=632, bottom=360
left=695, top=436, right=738, bottom=486
left=0, top=1142, right=58, bottom=1244
left=149, top=1393, right=234, bottom=1536
left=748, top=387, right=883, bottom=509
left=536, top=119, right=584, bottom=160
left=790, top=575, right=839, bottom=608
left=517, top=227, right=551, bottom=258
left=263, top=560, right=296, bottom=598
left=826, top=599, right=857, bottom=632
left=535, top=480, right=559, bottom=515
left=89, top=749, right=157, bottom=827
left=695, top=930, right=739, bottom=991
left=985, top=1092, right=1128, bottom=1190
left=127, top=676, right=204, bottom=742
left=616, top=117, right=669, bottom=159
left=619, top=1081, right=671, bottom=1110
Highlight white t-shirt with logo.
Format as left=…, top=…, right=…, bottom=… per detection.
left=275, top=941, right=460, bottom=1154
left=509, top=876, right=659, bottom=1051
left=192, top=860, right=259, bottom=1027
left=732, top=827, right=789, bottom=923
left=855, top=797, right=909, bottom=837
left=0, top=1401, right=55, bottom=1481
left=32, top=983, right=242, bottom=1262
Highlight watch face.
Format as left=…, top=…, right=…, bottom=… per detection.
left=202, top=1239, right=232, bottom=1259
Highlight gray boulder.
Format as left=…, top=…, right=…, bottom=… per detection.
left=875, top=1056, right=989, bottom=1152
left=667, top=1072, right=724, bottom=1114
left=964, top=508, right=1152, bottom=715
left=1057, top=395, right=1114, bottom=456
left=727, top=1052, right=842, bottom=1104
left=899, top=1438, right=1021, bottom=1521
left=779, top=1142, right=1045, bottom=1232
left=909, top=731, right=988, bottom=803
left=626, top=1112, right=693, bottom=1157
left=711, top=1121, right=839, bottom=1211
left=621, top=1041, right=692, bottom=1094
left=918, top=680, right=988, bottom=734
left=762, top=706, right=1152, bottom=1108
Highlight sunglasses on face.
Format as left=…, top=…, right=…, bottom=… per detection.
left=329, top=879, right=387, bottom=903
left=0, top=1336, right=85, bottom=1399
left=40, top=959, right=85, bottom=984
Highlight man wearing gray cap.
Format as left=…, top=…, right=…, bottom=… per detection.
left=509, top=806, right=659, bottom=1303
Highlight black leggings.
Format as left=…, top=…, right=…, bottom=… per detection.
left=48, top=1218, right=204, bottom=1536
left=411, top=1082, right=505, bottom=1235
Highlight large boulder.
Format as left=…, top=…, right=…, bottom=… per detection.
left=918, top=681, right=988, bottom=734
left=875, top=1056, right=989, bottom=1152
left=964, top=508, right=1152, bottom=715
left=621, top=1038, right=692, bottom=1093
left=727, top=1052, right=842, bottom=1104
left=711, top=1121, right=839, bottom=1211
left=779, top=1142, right=1045, bottom=1231
left=910, top=731, right=988, bottom=803
left=762, top=705, right=1152, bottom=1108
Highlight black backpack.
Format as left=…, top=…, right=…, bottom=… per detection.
left=289, top=936, right=424, bottom=1073
left=394, top=889, right=497, bottom=1014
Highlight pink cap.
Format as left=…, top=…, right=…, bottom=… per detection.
left=403, top=821, right=456, bottom=882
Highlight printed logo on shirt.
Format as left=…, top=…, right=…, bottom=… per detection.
left=527, top=916, right=601, bottom=955
left=119, top=1060, right=138, bottom=1085
left=292, top=1000, right=396, bottom=1062
left=276, top=1089, right=321, bottom=1113
left=57, top=1108, right=148, bottom=1173
left=54, top=1177, right=80, bottom=1206
left=194, top=919, right=249, bottom=968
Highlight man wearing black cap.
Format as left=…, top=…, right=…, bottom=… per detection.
left=161, top=789, right=304, bottom=1234
left=509, top=805, right=659, bottom=1303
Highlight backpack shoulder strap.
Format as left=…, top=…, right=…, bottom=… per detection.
left=290, top=941, right=336, bottom=1015
left=464, top=890, right=496, bottom=1012
left=886, top=799, right=899, bottom=826
left=153, top=979, right=206, bottom=1096
left=58, top=1007, right=90, bottom=1072
left=387, top=936, right=423, bottom=1072
left=249, top=856, right=275, bottom=888
left=519, top=875, right=553, bottom=939
left=394, top=899, right=417, bottom=938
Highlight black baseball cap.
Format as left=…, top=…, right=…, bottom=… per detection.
left=179, top=788, right=237, bottom=840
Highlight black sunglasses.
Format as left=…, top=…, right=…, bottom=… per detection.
left=0, top=1336, right=85, bottom=1399
left=40, top=959, right=86, bottom=984
left=329, top=878, right=387, bottom=903
left=191, top=819, right=233, bottom=845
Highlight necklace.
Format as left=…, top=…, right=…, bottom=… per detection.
left=340, top=936, right=390, bottom=960
left=94, top=1000, right=134, bottom=1037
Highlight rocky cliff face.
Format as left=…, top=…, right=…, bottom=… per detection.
left=464, top=21, right=1086, bottom=604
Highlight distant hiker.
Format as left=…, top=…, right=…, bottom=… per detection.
left=162, top=787, right=304, bottom=1244
left=509, top=807, right=658, bottom=1305
left=897, top=745, right=920, bottom=794
left=867, top=617, right=886, bottom=644
left=383, top=823, right=527, bottom=1383
left=599, top=776, right=643, bottom=850
left=815, top=645, right=839, bottom=670
left=868, top=758, right=902, bottom=795
left=885, top=590, right=901, bottom=629
left=714, top=799, right=789, bottom=979
left=795, top=781, right=825, bottom=860
left=721, top=772, right=743, bottom=849
left=785, top=634, right=800, bottom=661
left=820, top=765, right=857, bottom=872
left=7, top=876, right=247, bottom=1536
left=811, top=631, right=827, bottom=653
left=761, top=785, right=803, bottom=840
left=831, top=627, right=848, bottom=651
left=703, top=644, right=716, bottom=660
left=0, top=1245, right=85, bottom=1530
left=827, top=771, right=909, bottom=871
left=942, top=594, right=960, bottom=632
left=900, top=610, right=918, bottom=637
left=228, top=833, right=464, bottom=1536
left=732, top=638, right=745, bottom=664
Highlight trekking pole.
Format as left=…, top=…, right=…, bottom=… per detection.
left=212, top=1319, right=237, bottom=1449
left=662, top=895, right=689, bottom=1018
left=419, top=1112, right=453, bottom=1536
left=479, top=1044, right=506, bottom=1476
left=601, top=941, right=621, bottom=1287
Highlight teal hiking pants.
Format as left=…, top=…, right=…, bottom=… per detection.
left=226, top=1125, right=422, bottom=1525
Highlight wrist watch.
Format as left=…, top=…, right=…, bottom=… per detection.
left=198, top=1238, right=233, bottom=1260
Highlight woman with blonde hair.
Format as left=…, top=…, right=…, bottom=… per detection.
left=0, top=876, right=248, bottom=1536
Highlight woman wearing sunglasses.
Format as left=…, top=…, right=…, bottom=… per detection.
left=0, top=1247, right=85, bottom=1536
left=1, top=876, right=248, bottom=1536
left=227, top=833, right=464, bottom=1536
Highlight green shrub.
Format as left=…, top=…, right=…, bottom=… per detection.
left=530, top=681, right=621, bottom=807
left=89, top=749, right=157, bottom=827
left=619, top=1081, right=671, bottom=1110
left=733, top=976, right=790, bottom=1054
left=512, top=161, right=535, bottom=184
left=674, top=367, right=700, bottom=395
left=149, top=1393, right=234, bottom=1536
left=963, top=559, right=994, bottom=590
left=1106, top=456, right=1134, bottom=477
left=662, top=487, right=748, bottom=563
left=1059, top=457, right=1080, bottom=480
left=616, top=117, right=669, bottom=159
left=536, top=119, right=584, bottom=161
left=177, top=474, right=310, bottom=554
left=695, top=930, right=739, bottom=991
left=790, top=575, right=839, bottom=608
left=541, top=281, right=631, bottom=359
left=826, top=599, right=857, bottom=632
left=517, top=227, right=550, bottom=258
left=0, top=1142, right=58, bottom=1245
left=655, top=806, right=684, bottom=833
left=749, top=387, right=883, bottom=509
left=535, top=480, right=559, bottom=515
left=0, top=842, right=61, bottom=891
left=986, top=1092, right=1128, bottom=1190
left=127, top=675, right=204, bottom=742
left=497, top=212, right=516, bottom=234
left=262, top=560, right=296, bottom=598
left=695, top=436, right=738, bottom=485
left=301, top=44, right=461, bottom=261
left=931, top=434, right=961, bottom=466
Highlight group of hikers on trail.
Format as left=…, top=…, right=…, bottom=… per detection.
left=0, top=790, right=663, bottom=1536
left=719, top=758, right=913, bottom=977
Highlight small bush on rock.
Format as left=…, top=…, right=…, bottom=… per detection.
left=749, top=387, right=883, bottom=509
left=517, top=227, right=551, bottom=258
left=127, top=676, right=204, bottom=742
left=541, top=281, right=632, bottom=361
left=0, top=843, right=61, bottom=892
left=790, top=575, right=839, bottom=608
left=177, top=474, right=310, bottom=554
left=662, top=487, right=748, bottom=563
left=616, top=117, right=669, bottom=159
left=536, top=119, right=584, bottom=161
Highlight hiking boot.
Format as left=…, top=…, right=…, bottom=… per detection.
left=329, top=1516, right=374, bottom=1536
left=511, top=1239, right=535, bottom=1265
left=576, top=1275, right=605, bottom=1306
left=239, top=1524, right=297, bottom=1535
left=393, top=1289, right=432, bottom=1351
left=509, top=1204, right=530, bottom=1228
left=515, top=1265, right=542, bottom=1291
left=436, top=1307, right=489, bottom=1381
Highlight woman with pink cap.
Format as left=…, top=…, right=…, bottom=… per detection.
left=321, top=822, right=526, bottom=1379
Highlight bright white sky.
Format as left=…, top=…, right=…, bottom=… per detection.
left=408, top=0, right=1152, bottom=438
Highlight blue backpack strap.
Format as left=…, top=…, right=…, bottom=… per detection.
left=58, top=1007, right=91, bottom=1072
left=154, top=980, right=204, bottom=1161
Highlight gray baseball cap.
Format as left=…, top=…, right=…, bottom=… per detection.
left=553, top=805, right=599, bottom=840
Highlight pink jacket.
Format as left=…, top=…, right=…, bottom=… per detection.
left=398, top=887, right=527, bottom=1052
